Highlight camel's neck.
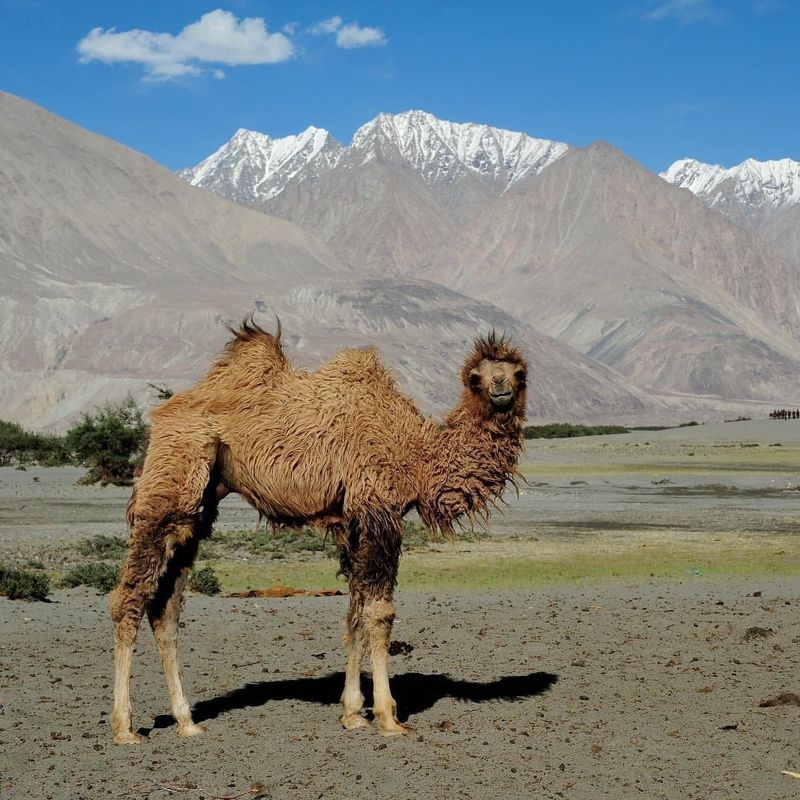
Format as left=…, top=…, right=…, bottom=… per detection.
left=416, top=396, right=524, bottom=538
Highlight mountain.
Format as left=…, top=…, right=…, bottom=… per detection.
left=760, top=204, right=800, bottom=268
left=349, top=111, right=568, bottom=193
left=181, top=113, right=800, bottom=407
left=0, top=92, right=651, bottom=429
left=180, top=110, right=567, bottom=204
left=177, top=126, right=345, bottom=204
left=180, top=111, right=568, bottom=276
left=661, top=157, right=800, bottom=230
left=439, top=143, right=800, bottom=400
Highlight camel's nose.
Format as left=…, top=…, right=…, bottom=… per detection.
left=491, top=372, right=506, bottom=385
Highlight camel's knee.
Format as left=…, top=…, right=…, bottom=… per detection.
left=365, top=598, right=395, bottom=625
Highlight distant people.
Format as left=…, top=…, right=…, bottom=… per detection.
left=769, top=408, right=800, bottom=420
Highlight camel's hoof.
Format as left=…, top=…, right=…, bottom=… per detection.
left=377, top=720, right=412, bottom=737
left=177, top=722, right=207, bottom=737
left=340, top=713, right=371, bottom=731
left=113, top=730, right=144, bottom=745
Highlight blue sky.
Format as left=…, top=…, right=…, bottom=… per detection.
left=0, top=0, right=797, bottom=172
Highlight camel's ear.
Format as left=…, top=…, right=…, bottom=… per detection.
left=468, top=368, right=482, bottom=391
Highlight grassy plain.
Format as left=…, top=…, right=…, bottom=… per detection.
left=2, top=419, right=799, bottom=594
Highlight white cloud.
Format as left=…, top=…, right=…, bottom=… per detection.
left=309, top=15, right=387, bottom=48
left=336, top=22, right=387, bottom=48
left=309, top=16, right=343, bottom=35
left=77, top=9, right=293, bottom=81
left=644, top=0, right=726, bottom=24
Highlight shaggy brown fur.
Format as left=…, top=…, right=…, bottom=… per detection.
left=110, top=320, right=527, bottom=742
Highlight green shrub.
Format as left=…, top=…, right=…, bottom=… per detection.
left=76, top=535, right=127, bottom=560
left=224, top=526, right=338, bottom=558
left=60, top=563, right=119, bottom=593
left=189, top=566, right=221, bottom=595
left=65, top=395, right=147, bottom=486
left=0, top=420, right=70, bottom=467
left=0, top=565, right=50, bottom=600
left=523, top=423, right=630, bottom=440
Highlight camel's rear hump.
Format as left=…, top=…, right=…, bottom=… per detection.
left=315, top=347, right=395, bottom=389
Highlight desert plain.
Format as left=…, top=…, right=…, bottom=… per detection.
left=2, top=419, right=800, bottom=799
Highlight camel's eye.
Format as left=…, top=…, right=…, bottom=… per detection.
left=514, top=369, right=526, bottom=383
left=469, top=369, right=482, bottom=390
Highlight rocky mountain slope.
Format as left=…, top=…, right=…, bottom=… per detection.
left=439, top=143, right=800, bottom=400
left=0, top=92, right=651, bottom=429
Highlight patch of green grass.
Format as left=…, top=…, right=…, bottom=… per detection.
left=60, top=563, right=119, bottom=593
left=0, top=564, right=50, bottom=600
left=397, top=547, right=800, bottom=590
left=205, top=536, right=800, bottom=594
left=209, top=560, right=343, bottom=593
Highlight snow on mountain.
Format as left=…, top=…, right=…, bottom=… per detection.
left=661, top=156, right=800, bottom=228
left=350, top=110, right=568, bottom=189
left=180, top=111, right=568, bottom=203
left=179, top=126, right=345, bottom=203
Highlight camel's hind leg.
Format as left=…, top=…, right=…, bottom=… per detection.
left=110, top=430, right=217, bottom=744
left=110, top=533, right=172, bottom=744
left=147, top=534, right=204, bottom=737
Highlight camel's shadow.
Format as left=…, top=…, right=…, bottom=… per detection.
left=148, top=670, right=558, bottom=731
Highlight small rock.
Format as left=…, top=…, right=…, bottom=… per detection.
left=744, top=626, right=774, bottom=641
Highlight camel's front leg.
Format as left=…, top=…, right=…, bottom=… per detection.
left=340, top=587, right=370, bottom=730
left=365, top=595, right=410, bottom=736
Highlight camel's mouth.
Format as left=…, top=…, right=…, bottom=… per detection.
left=489, top=390, right=514, bottom=407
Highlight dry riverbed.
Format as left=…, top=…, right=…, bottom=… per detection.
left=2, top=419, right=800, bottom=798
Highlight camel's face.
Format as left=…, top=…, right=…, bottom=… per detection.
left=468, top=359, right=527, bottom=410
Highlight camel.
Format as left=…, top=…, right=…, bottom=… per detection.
left=110, top=320, right=527, bottom=742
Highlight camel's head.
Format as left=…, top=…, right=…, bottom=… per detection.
left=461, top=331, right=527, bottom=418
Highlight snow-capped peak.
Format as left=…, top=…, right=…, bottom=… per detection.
left=179, top=111, right=568, bottom=203
left=352, top=110, right=568, bottom=189
left=660, top=158, right=726, bottom=195
left=180, top=125, right=345, bottom=202
left=661, top=156, right=800, bottom=226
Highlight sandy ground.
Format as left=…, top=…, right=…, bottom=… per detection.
left=2, top=419, right=800, bottom=799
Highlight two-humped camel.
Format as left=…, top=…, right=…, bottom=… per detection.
left=111, top=320, right=527, bottom=741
